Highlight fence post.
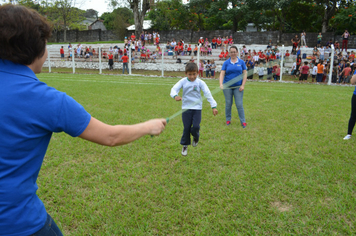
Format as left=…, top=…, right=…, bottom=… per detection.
left=197, top=45, right=200, bottom=70
left=161, top=49, right=164, bottom=77
left=72, top=46, right=75, bottom=74
left=129, top=46, right=132, bottom=75
left=99, top=45, right=102, bottom=74
left=47, top=46, right=51, bottom=73
left=328, top=44, right=335, bottom=85
left=280, top=45, right=284, bottom=81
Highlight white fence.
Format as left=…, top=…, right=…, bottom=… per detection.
left=45, top=43, right=347, bottom=85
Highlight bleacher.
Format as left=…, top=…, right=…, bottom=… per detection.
left=46, top=43, right=347, bottom=74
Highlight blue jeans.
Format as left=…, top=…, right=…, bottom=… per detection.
left=223, top=88, right=245, bottom=123
left=31, top=213, right=63, bottom=236
left=123, top=63, right=129, bottom=74
left=316, top=73, right=323, bottom=82
left=181, top=109, right=201, bottom=145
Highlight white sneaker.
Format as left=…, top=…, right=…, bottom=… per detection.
left=192, top=138, right=198, bottom=147
left=343, top=134, right=352, bottom=140
left=181, top=145, right=188, bottom=156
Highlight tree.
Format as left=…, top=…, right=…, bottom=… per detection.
left=84, top=8, right=99, bottom=19
left=100, top=8, right=134, bottom=38
left=51, top=0, right=85, bottom=41
left=110, top=0, right=151, bottom=38
left=330, top=4, right=356, bottom=34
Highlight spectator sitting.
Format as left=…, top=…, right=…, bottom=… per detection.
left=187, top=44, right=192, bottom=56
left=150, top=52, right=157, bottom=63
left=184, top=45, right=188, bottom=55
left=267, top=39, right=272, bottom=49
left=224, top=49, right=229, bottom=59
left=193, top=45, right=198, bottom=56
left=140, top=51, right=147, bottom=62
left=259, top=52, right=267, bottom=63
left=285, top=50, right=290, bottom=57
left=217, top=37, right=222, bottom=48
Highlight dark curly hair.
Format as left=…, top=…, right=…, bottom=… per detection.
left=0, top=4, right=51, bottom=65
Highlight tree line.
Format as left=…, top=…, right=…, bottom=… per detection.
left=3, top=0, right=355, bottom=41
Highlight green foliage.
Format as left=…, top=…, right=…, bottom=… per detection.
left=100, top=7, right=133, bottom=38
left=330, top=4, right=356, bottom=34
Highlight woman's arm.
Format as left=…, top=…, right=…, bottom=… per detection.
left=351, top=74, right=356, bottom=85
left=219, top=70, right=226, bottom=89
left=79, top=117, right=166, bottom=147
left=240, top=70, right=247, bottom=91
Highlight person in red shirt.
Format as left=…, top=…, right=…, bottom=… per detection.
left=131, top=33, right=136, bottom=41
left=108, top=52, right=114, bottom=70
left=216, top=38, right=222, bottom=48
left=224, top=49, right=229, bottom=58
left=269, top=53, right=276, bottom=61
left=174, top=45, right=179, bottom=58
left=274, top=64, right=281, bottom=80
left=122, top=53, right=129, bottom=74
left=155, top=36, right=159, bottom=46
left=299, top=61, right=309, bottom=81
left=339, top=62, right=352, bottom=83
left=218, top=49, right=224, bottom=60
left=259, top=52, right=266, bottom=63
left=60, top=46, right=64, bottom=61
left=198, top=37, right=204, bottom=46
left=102, top=50, right=108, bottom=60
left=187, top=44, right=192, bottom=56
left=178, top=43, right=184, bottom=56
left=212, top=37, right=217, bottom=49
left=228, top=36, right=233, bottom=45
left=140, top=52, right=146, bottom=62
left=223, top=36, right=229, bottom=50
left=285, top=50, right=290, bottom=57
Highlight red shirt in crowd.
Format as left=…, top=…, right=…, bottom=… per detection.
left=108, top=54, right=113, bottom=60
left=60, top=48, right=64, bottom=54
left=198, top=38, right=204, bottom=44
left=300, top=65, right=309, bottom=74
left=212, top=39, right=216, bottom=43
left=285, top=52, right=290, bottom=57
left=122, top=55, right=128, bottom=63
left=131, top=35, right=136, bottom=40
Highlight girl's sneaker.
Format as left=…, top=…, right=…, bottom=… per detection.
left=181, top=145, right=188, bottom=156
left=226, top=121, right=231, bottom=126
left=343, top=134, right=352, bottom=140
left=192, top=138, right=198, bottom=147
left=242, top=122, right=247, bottom=128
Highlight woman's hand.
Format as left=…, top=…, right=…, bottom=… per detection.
left=239, top=85, right=245, bottom=91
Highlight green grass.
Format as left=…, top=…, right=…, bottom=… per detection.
left=37, top=73, right=356, bottom=235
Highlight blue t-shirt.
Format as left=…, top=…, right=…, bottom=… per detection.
left=354, top=70, right=356, bottom=95
left=221, top=58, right=247, bottom=87
left=0, top=60, right=91, bottom=235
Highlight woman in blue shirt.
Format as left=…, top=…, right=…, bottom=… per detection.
left=219, top=46, right=248, bottom=127
left=0, top=5, right=166, bottom=236
left=344, top=71, right=356, bottom=140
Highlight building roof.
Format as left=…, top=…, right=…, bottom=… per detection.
left=127, top=20, right=152, bottom=30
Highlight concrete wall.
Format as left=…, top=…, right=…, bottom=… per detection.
left=50, top=29, right=118, bottom=42
left=49, top=29, right=356, bottom=48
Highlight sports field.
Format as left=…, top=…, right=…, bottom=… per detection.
left=38, top=73, right=356, bottom=235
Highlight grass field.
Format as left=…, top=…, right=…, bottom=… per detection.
left=37, top=73, right=356, bottom=235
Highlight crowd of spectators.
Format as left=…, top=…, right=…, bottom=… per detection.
left=59, top=31, right=355, bottom=80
